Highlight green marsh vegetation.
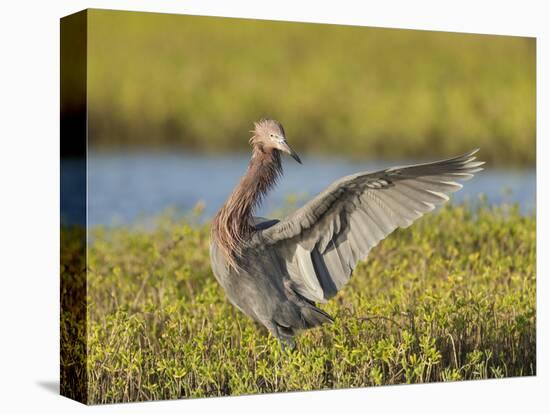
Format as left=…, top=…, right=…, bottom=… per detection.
left=61, top=203, right=536, bottom=404
left=84, top=10, right=535, bottom=166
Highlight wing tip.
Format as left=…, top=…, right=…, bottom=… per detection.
left=458, top=149, right=484, bottom=176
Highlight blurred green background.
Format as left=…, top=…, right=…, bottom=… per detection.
left=85, top=9, right=535, bottom=166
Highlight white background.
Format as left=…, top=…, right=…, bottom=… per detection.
left=0, top=0, right=547, bottom=412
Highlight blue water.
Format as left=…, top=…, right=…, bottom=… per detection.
left=61, top=152, right=536, bottom=227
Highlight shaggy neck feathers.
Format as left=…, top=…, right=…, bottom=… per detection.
left=212, top=145, right=282, bottom=269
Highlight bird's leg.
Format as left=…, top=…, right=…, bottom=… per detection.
left=273, top=324, right=296, bottom=352
left=266, top=322, right=297, bottom=352
left=278, top=336, right=296, bottom=353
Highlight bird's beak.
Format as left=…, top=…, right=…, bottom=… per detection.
left=277, top=138, right=302, bottom=164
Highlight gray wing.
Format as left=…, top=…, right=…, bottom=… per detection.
left=253, top=149, right=484, bottom=303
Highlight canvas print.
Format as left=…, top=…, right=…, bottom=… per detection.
left=60, top=9, right=536, bottom=405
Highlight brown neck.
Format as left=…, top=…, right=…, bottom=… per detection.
left=212, top=145, right=282, bottom=268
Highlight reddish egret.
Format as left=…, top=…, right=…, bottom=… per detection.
left=210, top=119, right=483, bottom=348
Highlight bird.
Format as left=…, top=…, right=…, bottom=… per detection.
left=210, top=119, right=484, bottom=349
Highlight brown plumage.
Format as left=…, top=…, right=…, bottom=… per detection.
left=209, top=118, right=483, bottom=349
left=211, top=119, right=296, bottom=270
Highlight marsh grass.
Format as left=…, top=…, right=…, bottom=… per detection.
left=61, top=203, right=535, bottom=404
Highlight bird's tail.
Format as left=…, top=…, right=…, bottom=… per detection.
left=301, top=305, right=334, bottom=328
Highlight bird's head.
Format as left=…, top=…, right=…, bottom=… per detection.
left=250, top=119, right=301, bottom=164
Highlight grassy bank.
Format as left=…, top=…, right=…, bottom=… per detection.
left=60, top=203, right=536, bottom=403
left=82, top=10, right=535, bottom=166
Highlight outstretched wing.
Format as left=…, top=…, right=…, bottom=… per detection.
left=252, top=149, right=484, bottom=303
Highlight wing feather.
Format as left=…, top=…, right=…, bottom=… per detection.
left=252, top=149, right=484, bottom=302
